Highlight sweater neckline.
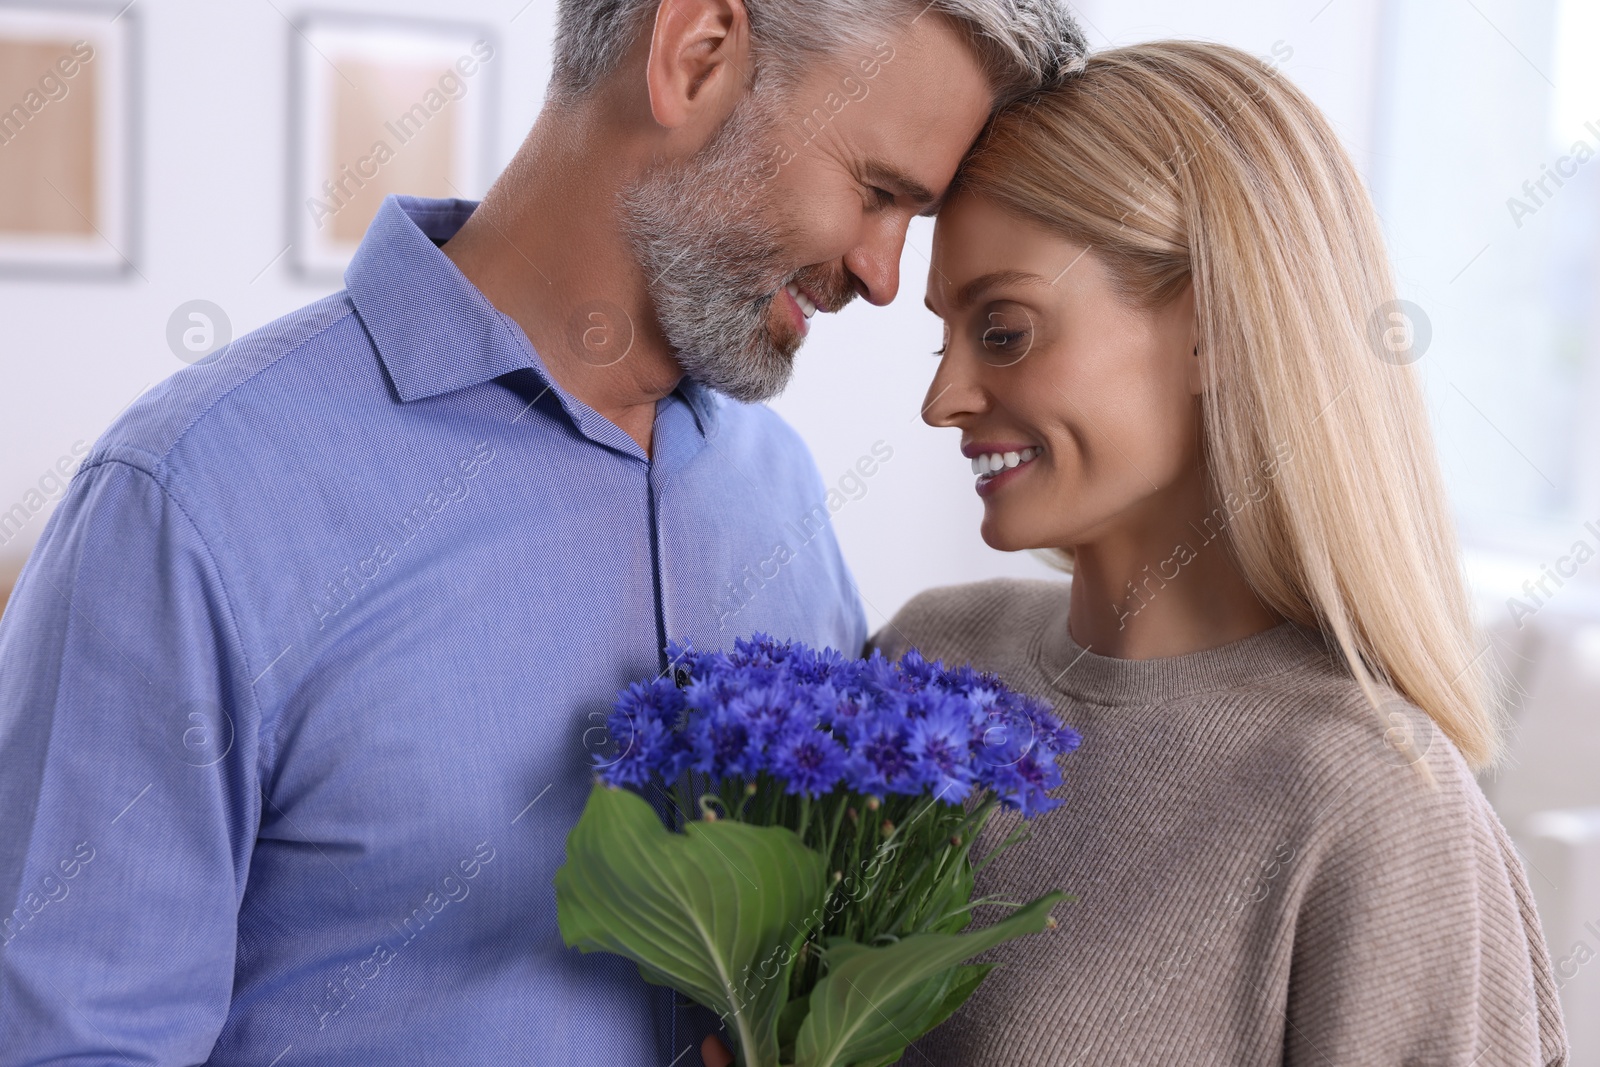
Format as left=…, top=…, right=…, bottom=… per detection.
left=1032, top=593, right=1332, bottom=706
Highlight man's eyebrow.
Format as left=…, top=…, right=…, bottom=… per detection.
left=861, top=160, right=938, bottom=209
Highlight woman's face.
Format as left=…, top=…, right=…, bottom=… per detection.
left=923, top=192, right=1203, bottom=553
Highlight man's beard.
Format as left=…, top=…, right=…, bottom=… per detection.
left=620, top=92, right=854, bottom=403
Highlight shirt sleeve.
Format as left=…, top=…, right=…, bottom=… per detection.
left=1284, top=726, right=1567, bottom=1066
left=0, top=457, right=260, bottom=1064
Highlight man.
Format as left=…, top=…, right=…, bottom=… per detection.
left=0, top=0, right=1083, bottom=1062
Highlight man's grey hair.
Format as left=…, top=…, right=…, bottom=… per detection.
left=551, top=0, right=1086, bottom=107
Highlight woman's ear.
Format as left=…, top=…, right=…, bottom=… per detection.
left=1179, top=285, right=1204, bottom=396
left=644, top=0, right=752, bottom=131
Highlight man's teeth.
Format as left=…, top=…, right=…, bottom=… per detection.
left=785, top=283, right=817, bottom=319
left=970, top=446, right=1041, bottom=476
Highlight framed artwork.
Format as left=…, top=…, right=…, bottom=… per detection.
left=0, top=1, right=138, bottom=278
left=289, top=14, right=498, bottom=280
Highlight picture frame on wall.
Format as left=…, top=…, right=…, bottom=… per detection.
left=0, top=1, right=138, bottom=279
left=288, top=14, right=499, bottom=280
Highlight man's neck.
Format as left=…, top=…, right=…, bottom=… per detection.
left=440, top=109, right=682, bottom=456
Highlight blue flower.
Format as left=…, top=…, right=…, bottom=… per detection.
left=683, top=669, right=748, bottom=715
left=843, top=711, right=918, bottom=795
left=973, top=708, right=1034, bottom=769
left=788, top=644, right=853, bottom=686
left=687, top=704, right=765, bottom=780
left=728, top=684, right=795, bottom=746
left=806, top=683, right=864, bottom=733
left=988, top=749, right=1064, bottom=817
left=768, top=725, right=848, bottom=796
left=1042, top=713, right=1083, bottom=757
left=596, top=679, right=690, bottom=788
left=906, top=698, right=976, bottom=803
left=730, top=632, right=792, bottom=669
left=898, top=648, right=944, bottom=693
left=856, top=650, right=911, bottom=700
left=605, top=636, right=1080, bottom=819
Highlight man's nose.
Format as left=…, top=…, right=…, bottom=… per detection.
left=843, top=218, right=908, bottom=306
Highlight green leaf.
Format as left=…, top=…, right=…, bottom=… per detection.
left=792, top=893, right=1067, bottom=1067
left=821, top=959, right=995, bottom=1067
left=555, top=783, right=828, bottom=1065
left=850, top=1053, right=906, bottom=1067
left=777, top=995, right=812, bottom=1059
left=921, top=963, right=995, bottom=1034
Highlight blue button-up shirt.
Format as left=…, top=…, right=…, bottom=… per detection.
left=0, top=196, right=865, bottom=1065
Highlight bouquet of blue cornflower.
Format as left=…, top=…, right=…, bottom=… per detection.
left=555, top=634, right=1081, bottom=1067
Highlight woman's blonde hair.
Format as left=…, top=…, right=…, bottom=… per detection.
left=955, top=41, right=1500, bottom=768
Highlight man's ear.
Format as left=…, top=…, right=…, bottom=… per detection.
left=645, top=0, right=752, bottom=131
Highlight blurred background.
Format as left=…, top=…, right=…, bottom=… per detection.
left=1, top=0, right=1596, bottom=1053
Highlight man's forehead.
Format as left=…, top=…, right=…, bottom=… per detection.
left=778, top=23, right=994, bottom=187
left=838, top=94, right=989, bottom=207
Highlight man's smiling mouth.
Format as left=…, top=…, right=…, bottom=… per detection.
left=784, top=281, right=818, bottom=319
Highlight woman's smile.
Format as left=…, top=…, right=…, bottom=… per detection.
left=963, top=442, right=1045, bottom=496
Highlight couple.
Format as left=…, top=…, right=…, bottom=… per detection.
left=0, top=0, right=1568, bottom=1064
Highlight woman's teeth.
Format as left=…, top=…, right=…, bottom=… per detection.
left=785, top=282, right=817, bottom=319
left=971, top=446, right=1041, bottom=476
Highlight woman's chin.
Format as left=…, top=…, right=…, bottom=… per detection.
left=978, top=518, right=1042, bottom=554
left=980, top=508, right=1081, bottom=556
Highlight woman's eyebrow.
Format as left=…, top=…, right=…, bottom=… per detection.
left=949, top=270, right=1051, bottom=309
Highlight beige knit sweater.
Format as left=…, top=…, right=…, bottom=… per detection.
left=872, top=578, right=1567, bottom=1066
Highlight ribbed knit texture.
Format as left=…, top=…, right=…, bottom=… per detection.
left=874, top=578, right=1568, bottom=1066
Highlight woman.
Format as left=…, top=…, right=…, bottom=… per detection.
left=871, top=41, right=1566, bottom=1065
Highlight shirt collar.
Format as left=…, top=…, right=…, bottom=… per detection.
left=344, top=195, right=720, bottom=439
left=346, top=196, right=542, bottom=404
left=672, top=377, right=722, bottom=438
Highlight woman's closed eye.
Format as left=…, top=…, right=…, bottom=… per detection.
left=979, top=305, right=1035, bottom=365
left=930, top=309, right=1036, bottom=362
left=983, top=326, right=1029, bottom=351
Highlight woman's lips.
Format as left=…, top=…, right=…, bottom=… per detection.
left=970, top=445, right=1043, bottom=497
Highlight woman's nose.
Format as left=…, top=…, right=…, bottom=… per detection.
left=922, top=353, right=989, bottom=429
